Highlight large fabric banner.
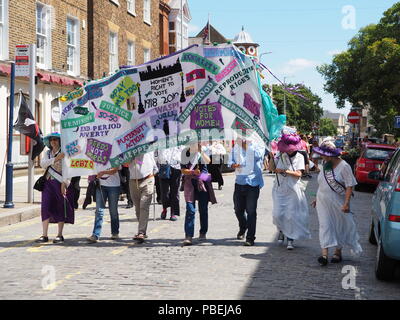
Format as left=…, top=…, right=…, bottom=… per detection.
left=60, top=44, right=276, bottom=179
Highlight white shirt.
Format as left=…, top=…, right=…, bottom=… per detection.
left=99, top=167, right=121, bottom=187
left=209, top=142, right=226, bottom=155
left=129, top=152, right=158, bottom=179
left=155, top=146, right=184, bottom=170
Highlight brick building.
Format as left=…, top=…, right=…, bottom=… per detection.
left=88, top=0, right=161, bottom=79
left=0, top=0, right=164, bottom=171
left=0, top=0, right=87, bottom=169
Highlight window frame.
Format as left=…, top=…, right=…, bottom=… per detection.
left=109, top=31, right=119, bottom=74
left=383, top=149, right=400, bottom=182
left=127, top=41, right=135, bottom=66
left=143, top=0, right=151, bottom=25
left=143, top=48, right=151, bottom=63
left=36, top=2, right=52, bottom=69
left=66, top=16, right=80, bottom=76
left=0, top=0, right=9, bottom=60
left=127, top=0, right=136, bottom=16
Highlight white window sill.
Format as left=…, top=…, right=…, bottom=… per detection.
left=67, top=70, right=79, bottom=77
left=144, top=20, right=152, bottom=26
left=128, top=10, right=136, bottom=17
left=110, top=0, right=120, bottom=7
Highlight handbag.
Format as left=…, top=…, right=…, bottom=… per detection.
left=159, top=164, right=171, bottom=179
left=33, top=167, right=50, bottom=192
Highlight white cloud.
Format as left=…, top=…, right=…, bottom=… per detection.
left=280, top=58, right=319, bottom=75
left=188, top=24, right=200, bottom=35
left=327, top=49, right=343, bottom=56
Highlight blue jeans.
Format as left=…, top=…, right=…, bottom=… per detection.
left=184, top=191, right=209, bottom=238
left=92, top=186, right=120, bottom=238
left=233, top=184, right=260, bottom=242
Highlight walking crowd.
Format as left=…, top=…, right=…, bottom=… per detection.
left=35, top=131, right=362, bottom=266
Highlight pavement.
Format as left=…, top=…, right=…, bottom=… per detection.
left=0, top=171, right=399, bottom=300
left=0, top=169, right=44, bottom=227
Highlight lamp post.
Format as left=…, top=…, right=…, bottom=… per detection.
left=283, top=75, right=294, bottom=116
left=259, top=52, right=273, bottom=97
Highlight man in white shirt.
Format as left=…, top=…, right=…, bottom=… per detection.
left=156, top=146, right=184, bottom=221
left=128, top=152, right=158, bottom=242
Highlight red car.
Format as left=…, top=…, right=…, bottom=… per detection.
left=354, top=144, right=397, bottom=188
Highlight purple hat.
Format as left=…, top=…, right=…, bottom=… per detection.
left=313, top=141, right=342, bottom=157
left=277, top=134, right=302, bottom=153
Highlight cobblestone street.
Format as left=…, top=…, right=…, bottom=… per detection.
left=0, top=172, right=399, bottom=300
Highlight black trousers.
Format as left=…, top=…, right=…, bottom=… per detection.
left=209, top=155, right=224, bottom=187
left=70, top=176, right=81, bottom=209
left=233, top=184, right=260, bottom=242
left=159, top=167, right=182, bottom=216
left=119, top=167, right=133, bottom=205
left=155, top=174, right=162, bottom=203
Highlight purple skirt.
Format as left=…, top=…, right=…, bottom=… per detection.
left=41, top=178, right=75, bottom=224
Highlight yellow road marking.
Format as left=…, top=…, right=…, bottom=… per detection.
left=41, top=271, right=82, bottom=292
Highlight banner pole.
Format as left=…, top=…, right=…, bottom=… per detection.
left=28, top=44, right=36, bottom=203
left=4, top=63, right=16, bottom=208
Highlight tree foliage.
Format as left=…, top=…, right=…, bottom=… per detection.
left=318, top=118, right=338, bottom=136
left=317, top=2, right=400, bottom=137
left=263, top=84, right=323, bottom=134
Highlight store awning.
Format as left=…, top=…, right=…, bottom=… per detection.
left=1, top=64, right=83, bottom=87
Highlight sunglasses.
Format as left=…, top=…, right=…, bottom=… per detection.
left=49, top=138, right=59, bottom=141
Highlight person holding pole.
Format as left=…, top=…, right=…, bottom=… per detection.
left=269, top=133, right=311, bottom=250
left=128, top=152, right=158, bottom=243
left=36, top=133, right=74, bottom=243
left=87, top=167, right=121, bottom=243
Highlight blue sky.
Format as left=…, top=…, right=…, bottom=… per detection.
left=187, top=0, right=398, bottom=115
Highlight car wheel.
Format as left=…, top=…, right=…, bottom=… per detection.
left=354, top=183, right=362, bottom=192
left=375, top=238, right=396, bottom=281
left=369, top=220, right=377, bottom=245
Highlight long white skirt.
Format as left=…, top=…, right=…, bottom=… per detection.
left=272, top=183, right=311, bottom=240
left=316, top=191, right=362, bottom=255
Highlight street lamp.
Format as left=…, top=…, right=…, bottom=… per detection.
left=283, top=76, right=294, bottom=116
left=259, top=51, right=272, bottom=62
left=259, top=52, right=273, bottom=97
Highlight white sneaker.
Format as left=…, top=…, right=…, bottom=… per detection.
left=287, top=240, right=294, bottom=250
left=278, top=231, right=284, bottom=244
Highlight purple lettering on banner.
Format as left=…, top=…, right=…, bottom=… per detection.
left=243, top=93, right=261, bottom=118
left=96, top=109, right=120, bottom=122
left=190, top=102, right=224, bottom=129
left=85, top=138, right=112, bottom=165
left=116, top=121, right=150, bottom=153
left=216, top=59, right=238, bottom=82
left=62, top=101, right=75, bottom=117
left=149, top=102, right=180, bottom=130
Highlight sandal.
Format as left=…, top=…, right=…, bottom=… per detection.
left=133, top=233, right=145, bottom=243
left=331, top=254, right=342, bottom=263
left=318, top=255, right=328, bottom=266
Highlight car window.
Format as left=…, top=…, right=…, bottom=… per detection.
left=384, top=150, right=400, bottom=182
left=364, top=148, right=394, bottom=160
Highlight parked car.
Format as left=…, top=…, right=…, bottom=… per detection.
left=368, top=147, right=400, bottom=280
left=354, top=144, right=397, bottom=190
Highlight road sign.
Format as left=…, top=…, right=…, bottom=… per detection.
left=348, top=111, right=361, bottom=124
left=15, top=45, right=31, bottom=77
left=395, top=116, right=400, bottom=129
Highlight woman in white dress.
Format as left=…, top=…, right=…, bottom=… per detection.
left=311, top=141, right=362, bottom=266
left=270, top=134, right=311, bottom=250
